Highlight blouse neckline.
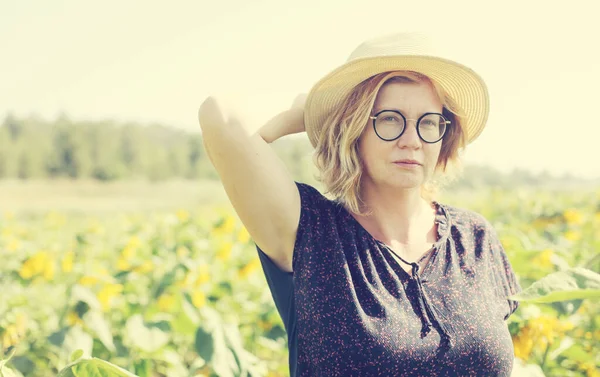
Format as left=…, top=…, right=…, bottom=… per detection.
left=335, top=199, right=454, bottom=349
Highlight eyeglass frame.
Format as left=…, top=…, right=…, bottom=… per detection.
left=368, top=110, right=451, bottom=144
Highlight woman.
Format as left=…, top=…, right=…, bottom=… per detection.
left=199, top=33, right=521, bottom=377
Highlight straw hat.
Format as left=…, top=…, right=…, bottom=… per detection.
left=304, top=32, right=490, bottom=148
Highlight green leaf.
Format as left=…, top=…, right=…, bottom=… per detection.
left=0, top=349, right=19, bottom=377
left=57, top=357, right=140, bottom=377
left=155, top=349, right=188, bottom=377
left=223, top=323, right=246, bottom=373
left=125, top=314, right=169, bottom=353
left=48, top=328, right=69, bottom=347
left=153, top=266, right=184, bottom=299
left=0, top=366, right=20, bottom=377
left=64, top=327, right=93, bottom=360
left=71, top=285, right=102, bottom=312
left=171, top=294, right=199, bottom=334
left=71, top=350, right=84, bottom=362
left=194, top=326, right=214, bottom=363
left=134, top=359, right=151, bottom=377
left=548, top=337, right=575, bottom=361
left=211, top=325, right=238, bottom=377
left=83, top=311, right=115, bottom=352
left=559, top=343, right=593, bottom=364
left=509, top=267, right=600, bottom=303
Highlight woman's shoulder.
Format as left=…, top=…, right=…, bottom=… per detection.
left=439, top=202, right=495, bottom=233
left=294, top=181, right=339, bottom=208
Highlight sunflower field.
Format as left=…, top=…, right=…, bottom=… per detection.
left=0, top=185, right=599, bottom=377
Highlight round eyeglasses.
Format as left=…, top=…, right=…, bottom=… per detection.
left=369, top=110, right=450, bottom=143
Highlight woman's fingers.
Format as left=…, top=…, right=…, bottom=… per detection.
left=198, top=96, right=227, bottom=129
left=291, top=93, right=308, bottom=110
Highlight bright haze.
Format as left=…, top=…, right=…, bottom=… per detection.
left=1, top=0, right=598, bottom=179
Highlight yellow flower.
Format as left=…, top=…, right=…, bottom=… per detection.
left=66, top=310, right=84, bottom=326
left=1, top=325, right=20, bottom=349
left=97, top=283, right=123, bottom=311
left=513, top=326, right=534, bottom=360
left=213, top=215, right=236, bottom=237
left=132, top=260, right=153, bottom=274
left=117, top=257, right=131, bottom=271
left=0, top=312, right=28, bottom=349
left=62, top=251, right=75, bottom=273
left=195, top=264, right=210, bottom=286
left=564, top=230, right=581, bottom=242
left=176, top=209, right=190, bottom=222
left=513, top=315, right=567, bottom=361
left=561, top=321, right=575, bottom=332
left=94, top=266, right=110, bottom=277
left=585, top=331, right=593, bottom=340
left=216, top=241, right=233, bottom=261
left=581, top=362, right=600, bottom=377
left=15, top=313, right=27, bottom=335
left=157, top=293, right=176, bottom=312
left=563, top=208, right=583, bottom=225
left=531, top=249, right=553, bottom=268
left=79, top=275, right=99, bottom=286
left=121, top=245, right=136, bottom=260
left=237, top=227, right=251, bottom=244
left=19, top=251, right=53, bottom=280
left=176, top=271, right=194, bottom=288
left=191, top=291, right=206, bottom=308
left=43, top=261, right=55, bottom=281
left=128, top=235, right=142, bottom=248
left=238, top=258, right=261, bottom=279
left=6, top=237, right=20, bottom=252
left=176, top=245, right=190, bottom=259
left=19, top=264, right=34, bottom=279
left=532, top=217, right=551, bottom=230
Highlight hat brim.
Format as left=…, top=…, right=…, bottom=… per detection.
left=304, top=55, right=489, bottom=148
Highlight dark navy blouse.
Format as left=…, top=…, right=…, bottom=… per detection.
left=256, top=182, right=521, bottom=376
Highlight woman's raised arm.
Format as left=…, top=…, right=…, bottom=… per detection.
left=198, top=96, right=306, bottom=272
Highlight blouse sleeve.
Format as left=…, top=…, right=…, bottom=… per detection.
left=290, top=181, right=331, bottom=272
left=486, top=223, right=522, bottom=321
left=255, top=181, right=330, bottom=330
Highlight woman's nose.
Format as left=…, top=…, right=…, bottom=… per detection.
left=397, top=119, right=421, bottom=147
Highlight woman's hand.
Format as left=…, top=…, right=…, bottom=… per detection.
left=198, top=96, right=244, bottom=133
left=291, top=93, right=307, bottom=110
left=255, top=93, right=307, bottom=143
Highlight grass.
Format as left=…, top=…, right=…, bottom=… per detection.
left=0, top=179, right=231, bottom=215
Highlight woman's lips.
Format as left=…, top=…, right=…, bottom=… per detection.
left=393, top=161, right=421, bottom=168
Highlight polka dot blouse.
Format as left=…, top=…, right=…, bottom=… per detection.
left=256, top=182, right=521, bottom=376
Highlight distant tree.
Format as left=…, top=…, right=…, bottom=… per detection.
left=2, top=113, right=22, bottom=141
left=0, top=112, right=592, bottom=187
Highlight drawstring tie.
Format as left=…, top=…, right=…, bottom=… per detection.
left=410, top=262, right=453, bottom=350
left=381, top=242, right=453, bottom=350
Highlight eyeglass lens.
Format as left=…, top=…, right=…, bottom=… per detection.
left=374, top=111, right=447, bottom=143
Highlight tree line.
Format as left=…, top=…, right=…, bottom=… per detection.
left=0, top=113, right=593, bottom=189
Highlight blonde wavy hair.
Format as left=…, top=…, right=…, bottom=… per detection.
left=313, top=71, right=467, bottom=216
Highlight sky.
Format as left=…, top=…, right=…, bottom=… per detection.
left=1, top=0, right=599, bottom=178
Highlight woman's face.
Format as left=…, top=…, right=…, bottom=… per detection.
left=357, top=79, right=443, bottom=191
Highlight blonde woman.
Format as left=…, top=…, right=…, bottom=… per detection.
left=199, top=33, right=521, bottom=377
